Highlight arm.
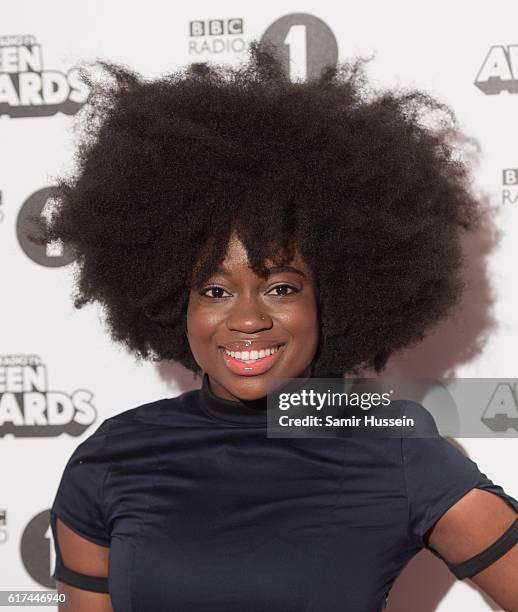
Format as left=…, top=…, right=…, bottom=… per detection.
left=55, top=517, right=113, bottom=612
left=427, top=488, right=518, bottom=611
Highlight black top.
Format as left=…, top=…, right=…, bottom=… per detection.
left=50, top=374, right=518, bottom=611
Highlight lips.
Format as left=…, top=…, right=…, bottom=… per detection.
left=220, top=343, right=286, bottom=376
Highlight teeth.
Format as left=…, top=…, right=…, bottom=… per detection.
left=224, top=345, right=281, bottom=360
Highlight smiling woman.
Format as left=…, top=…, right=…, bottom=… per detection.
left=35, top=41, right=518, bottom=612
left=186, top=232, right=319, bottom=400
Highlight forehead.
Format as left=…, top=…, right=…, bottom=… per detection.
left=221, top=234, right=309, bottom=273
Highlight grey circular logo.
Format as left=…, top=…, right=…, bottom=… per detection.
left=20, top=509, right=54, bottom=588
left=261, top=13, right=338, bottom=81
left=16, top=187, right=75, bottom=267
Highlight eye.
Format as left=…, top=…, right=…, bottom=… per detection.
left=199, top=284, right=300, bottom=299
left=267, top=284, right=300, bottom=296
left=199, top=286, right=230, bottom=299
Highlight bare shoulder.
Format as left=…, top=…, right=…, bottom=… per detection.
left=56, top=518, right=112, bottom=612
left=428, top=488, right=517, bottom=558
left=428, top=488, right=518, bottom=612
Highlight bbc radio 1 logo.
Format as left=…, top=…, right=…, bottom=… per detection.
left=261, top=14, right=338, bottom=82
left=475, top=44, right=518, bottom=95
left=0, top=354, right=97, bottom=437
left=16, top=186, right=76, bottom=267
left=21, top=510, right=55, bottom=588
left=0, top=33, right=88, bottom=118
left=502, top=169, right=518, bottom=205
left=189, top=18, right=245, bottom=55
left=188, top=13, right=338, bottom=83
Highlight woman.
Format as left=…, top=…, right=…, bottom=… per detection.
left=42, top=42, right=518, bottom=611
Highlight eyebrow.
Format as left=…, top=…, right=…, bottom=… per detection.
left=215, top=265, right=307, bottom=280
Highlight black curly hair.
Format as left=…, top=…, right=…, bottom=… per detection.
left=35, top=40, right=481, bottom=378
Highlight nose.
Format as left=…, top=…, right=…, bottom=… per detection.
left=225, top=296, right=273, bottom=332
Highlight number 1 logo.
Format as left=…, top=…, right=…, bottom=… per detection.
left=261, top=13, right=338, bottom=82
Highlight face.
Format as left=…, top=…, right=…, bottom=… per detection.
left=186, top=232, right=320, bottom=401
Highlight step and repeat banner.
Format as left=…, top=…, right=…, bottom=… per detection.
left=1, top=1, right=517, bottom=610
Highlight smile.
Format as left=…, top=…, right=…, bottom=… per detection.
left=223, top=344, right=283, bottom=360
left=219, top=344, right=286, bottom=375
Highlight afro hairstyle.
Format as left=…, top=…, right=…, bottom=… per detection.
left=37, top=40, right=481, bottom=378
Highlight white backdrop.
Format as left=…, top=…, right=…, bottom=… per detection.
left=1, top=1, right=517, bottom=610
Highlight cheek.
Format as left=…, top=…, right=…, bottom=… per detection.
left=186, top=303, right=212, bottom=367
left=281, top=298, right=319, bottom=341
left=186, top=298, right=206, bottom=343
left=187, top=302, right=209, bottom=336
left=186, top=298, right=226, bottom=358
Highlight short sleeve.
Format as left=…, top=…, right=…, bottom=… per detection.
left=51, top=419, right=112, bottom=547
left=402, top=435, right=518, bottom=548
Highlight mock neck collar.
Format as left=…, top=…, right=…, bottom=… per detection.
left=199, top=372, right=320, bottom=426
left=200, top=373, right=268, bottom=426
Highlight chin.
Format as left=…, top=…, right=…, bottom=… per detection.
left=225, top=370, right=302, bottom=402
left=226, top=376, right=270, bottom=399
